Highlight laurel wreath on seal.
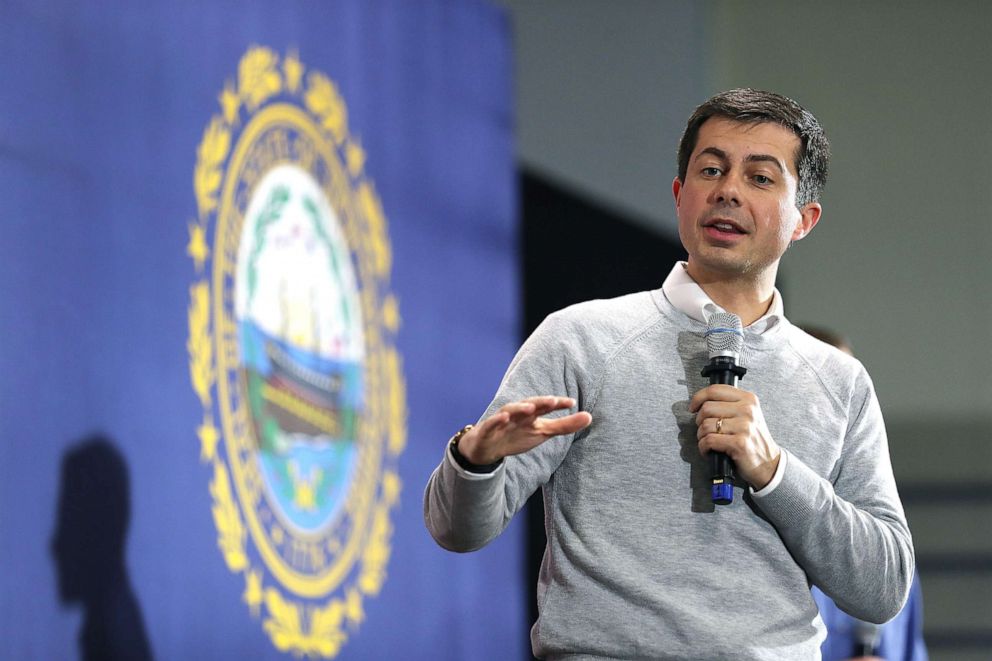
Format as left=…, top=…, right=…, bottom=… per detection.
left=186, top=45, right=407, bottom=658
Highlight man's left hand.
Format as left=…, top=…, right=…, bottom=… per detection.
left=689, top=384, right=781, bottom=490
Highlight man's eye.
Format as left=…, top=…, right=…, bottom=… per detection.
left=702, top=167, right=721, bottom=176
left=753, top=174, right=772, bottom=185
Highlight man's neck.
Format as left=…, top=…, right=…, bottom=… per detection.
left=685, top=262, right=778, bottom=326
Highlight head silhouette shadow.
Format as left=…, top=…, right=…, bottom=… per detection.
left=51, top=435, right=152, bottom=661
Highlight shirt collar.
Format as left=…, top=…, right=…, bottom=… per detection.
left=661, top=262, right=784, bottom=334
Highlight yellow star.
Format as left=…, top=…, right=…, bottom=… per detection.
left=198, top=417, right=219, bottom=462
left=293, top=479, right=316, bottom=511
left=219, top=81, right=240, bottom=125
left=187, top=222, right=210, bottom=272
left=346, top=139, right=366, bottom=177
left=243, top=569, right=263, bottom=617
left=382, top=294, right=401, bottom=333
left=283, top=50, right=303, bottom=94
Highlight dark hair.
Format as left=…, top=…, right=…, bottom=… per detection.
left=676, top=88, right=830, bottom=208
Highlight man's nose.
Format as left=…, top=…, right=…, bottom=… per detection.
left=711, top=175, right=741, bottom=206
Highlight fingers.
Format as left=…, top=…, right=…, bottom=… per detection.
left=478, top=397, right=587, bottom=440
left=465, top=396, right=590, bottom=462
left=688, top=384, right=747, bottom=412
left=501, top=401, right=539, bottom=419
left=692, top=401, right=739, bottom=427
left=498, top=396, right=579, bottom=421
left=520, top=396, right=579, bottom=417
left=538, top=411, right=592, bottom=436
left=690, top=387, right=761, bottom=431
left=697, top=416, right=732, bottom=439
left=698, top=430, right=734, bottom=458
left=696, top=416, right=735, bottom=456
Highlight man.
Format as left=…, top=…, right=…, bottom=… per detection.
left=424, top=89, right=914, bottom=659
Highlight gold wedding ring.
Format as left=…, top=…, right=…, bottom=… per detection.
left=716, top=418, right=723, bottom=434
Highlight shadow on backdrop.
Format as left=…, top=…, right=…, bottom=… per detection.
left=51, top=435, right=153, bottom=661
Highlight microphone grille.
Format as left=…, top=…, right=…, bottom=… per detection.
left=705, top=312, right=744, bottom=359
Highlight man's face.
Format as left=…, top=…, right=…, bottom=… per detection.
left=673, top=117, right=821, bottom=283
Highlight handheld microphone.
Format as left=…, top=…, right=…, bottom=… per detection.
left=853, top=619, right=882, bottom=657
left=701, top=312, right=747, bottom=505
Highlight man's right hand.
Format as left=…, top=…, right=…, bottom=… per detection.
left=457, top=396, right=593, bottom=466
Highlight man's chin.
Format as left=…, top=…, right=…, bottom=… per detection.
left=688, top=252, right=753, bottom=279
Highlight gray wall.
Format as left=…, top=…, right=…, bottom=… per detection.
left=503, top=1, right=992, bottom=657
left=505, top=0, right=707, bottom=235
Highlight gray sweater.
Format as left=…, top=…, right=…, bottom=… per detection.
left=424, top=288, right=914, bottom=660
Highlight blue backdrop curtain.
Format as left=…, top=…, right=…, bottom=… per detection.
left=0, top=1, right=524, bottom=658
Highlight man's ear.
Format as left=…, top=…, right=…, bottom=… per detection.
left=792, top=202, right=822, bottom=241
left=672, top=177, right=683, bottom=208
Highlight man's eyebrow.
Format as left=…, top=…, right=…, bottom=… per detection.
left=695, top=147, right=787, bottom=174
left=744, top=154, right=785, bottom=173
left=696, top=147, right=727, bottom=162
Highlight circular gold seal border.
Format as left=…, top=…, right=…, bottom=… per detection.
left=215, top=103, right=379, bottom=595
left=186, top=45, right=408, bottom=658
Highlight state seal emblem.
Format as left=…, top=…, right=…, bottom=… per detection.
left=186, top=46, right=407, bottom=658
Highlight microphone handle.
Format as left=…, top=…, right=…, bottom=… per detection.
left=700, top=358, right=746, bottom=505
left=854, top=642, right=878, bottom=657
left=853, top=621, right=882, bottom=657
